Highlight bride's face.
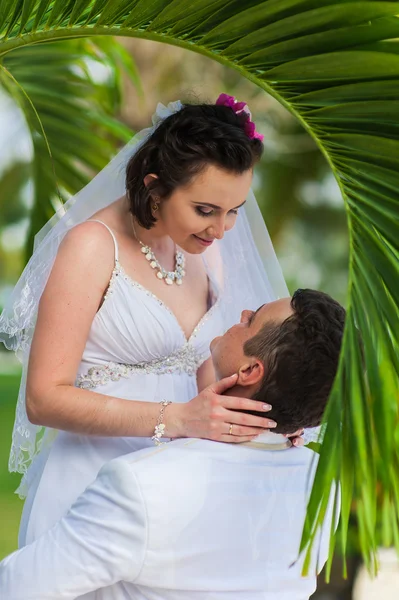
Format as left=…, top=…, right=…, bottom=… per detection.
left=157, top=164, right=253, bottom=254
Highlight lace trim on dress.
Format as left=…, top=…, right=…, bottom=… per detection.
left=76, top=345, right=208, bottom=389
left=101, top=261, right=221, bottom=343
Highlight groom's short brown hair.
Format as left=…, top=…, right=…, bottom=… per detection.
left=244, top=289, right=345, bottom=434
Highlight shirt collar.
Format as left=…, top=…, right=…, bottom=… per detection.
left=240, top=431, right=292, bottom=451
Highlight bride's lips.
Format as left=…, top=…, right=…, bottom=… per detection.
left=193, top=234, right=214, bottom=247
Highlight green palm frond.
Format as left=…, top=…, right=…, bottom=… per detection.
left=0, top=162, right=31, bottom=228
left=0, top=36, right=135, bottom=256
left=1, top=0, right=399, bottom=575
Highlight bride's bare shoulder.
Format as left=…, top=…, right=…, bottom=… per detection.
left=59, top=198, right=124, bottom=261
left=60, top=220, right=114, bottom=260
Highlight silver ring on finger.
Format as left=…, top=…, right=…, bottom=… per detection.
left=228, top=423, right=234, bottom=436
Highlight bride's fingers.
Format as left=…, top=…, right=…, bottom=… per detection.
left=219, top=397, right=275, bottom=429
left=223, top=423, right=269, bottom=437
left=209, top=374, right=238, bottom=395
left=222, top=408, right=277, bottom=430
left=221, top=396, right=272, bottom=414
left=283, top=428, right=305, bottom=447
left=284, top=428, right=304, bottom=438
left=291, top=437, right=305, bottom=447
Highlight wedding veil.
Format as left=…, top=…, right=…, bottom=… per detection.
left=0, top=100, right=288, bottom=490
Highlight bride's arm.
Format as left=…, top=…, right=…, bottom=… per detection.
left=26, top=221, right=275, bottom=441
left=26, top=221, right=164, bottom=437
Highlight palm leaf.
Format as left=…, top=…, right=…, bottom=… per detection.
left=1, top=0, right=399, bottom=574
left=0, top=162, right=31, bottom=228
left=0, top=36, right=134, bottom=256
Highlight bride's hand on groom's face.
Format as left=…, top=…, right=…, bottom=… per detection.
left=168, top=373, right=277, bottom=443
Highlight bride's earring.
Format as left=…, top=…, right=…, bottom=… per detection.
left=152, top=196, right=160, bottom=212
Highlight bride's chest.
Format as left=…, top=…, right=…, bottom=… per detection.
left=117, top=250, right=210, bottom=339
left=83, top=261, right=222, bottom=366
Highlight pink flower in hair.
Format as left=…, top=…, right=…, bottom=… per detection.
left=216, top=93, right=264, bottom=142
left=244, top=120, right=256, bottom=139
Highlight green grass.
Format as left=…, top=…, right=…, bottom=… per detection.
left=0, top=373, right=24, bottom=559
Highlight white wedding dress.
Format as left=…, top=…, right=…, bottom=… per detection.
left=19, top=221, right=224, bottom=546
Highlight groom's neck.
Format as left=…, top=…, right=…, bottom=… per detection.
left=221, top=383, right=258, bottom=400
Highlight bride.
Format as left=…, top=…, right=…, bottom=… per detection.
left=0, top=95, right=292, bottom=547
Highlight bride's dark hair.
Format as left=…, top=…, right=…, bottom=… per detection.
left=125, top=103, right=264, bottom=229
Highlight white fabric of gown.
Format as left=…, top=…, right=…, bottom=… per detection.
left=19, top=221, right=224, bottom=546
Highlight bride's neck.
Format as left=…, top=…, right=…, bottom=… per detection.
left=121, top=196, right=173, bottom=254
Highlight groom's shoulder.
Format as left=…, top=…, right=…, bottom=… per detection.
left=97, top=440, right=320, bottom=509
left=93, top=440, right=210, bottom=502
left=106, top=439, right=214, bottom=481
left=122, top=439, right=209, bottom=468
left=92, top=442, right=198, bottom=496
left=108, top=439, right=319, bottom=480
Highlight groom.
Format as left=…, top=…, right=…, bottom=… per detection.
left=0, top=289, right=345, bottom=600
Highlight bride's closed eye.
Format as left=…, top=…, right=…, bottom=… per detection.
left=195, top=206, right=214, bottom=216
left=195, top=206, right=239, bottom=217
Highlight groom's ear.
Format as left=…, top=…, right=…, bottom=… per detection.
left=237, top=358, right=264, bottom=387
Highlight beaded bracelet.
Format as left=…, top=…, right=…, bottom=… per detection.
left=152, top=400, right=172, bottom=446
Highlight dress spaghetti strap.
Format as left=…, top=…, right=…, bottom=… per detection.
left=87, top=219, right=119, bottom=263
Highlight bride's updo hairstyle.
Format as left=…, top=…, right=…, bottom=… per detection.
left=126, top=102, right=264, bottom=229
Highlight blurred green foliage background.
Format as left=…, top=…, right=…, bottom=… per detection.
left=0, top=374, right=22, bottom=558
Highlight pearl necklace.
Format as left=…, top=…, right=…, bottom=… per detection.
left=130, top=215, right=186, bottom=286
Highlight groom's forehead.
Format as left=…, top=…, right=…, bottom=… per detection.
left=256, top=298, right=293, bottom=323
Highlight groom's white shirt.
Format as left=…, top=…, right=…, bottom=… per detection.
left=0, top=433, right=334, bottom=600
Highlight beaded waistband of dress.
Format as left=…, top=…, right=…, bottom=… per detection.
left=76, top=345, right=208, bottom=390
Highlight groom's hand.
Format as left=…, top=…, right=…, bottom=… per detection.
left=170, top=373, right=276, bottom=443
